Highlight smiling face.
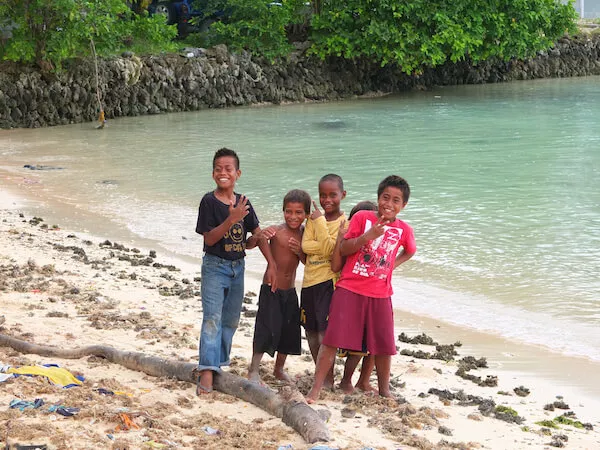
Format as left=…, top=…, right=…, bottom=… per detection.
left=318, top=180, right=346, bottom=219
left=284, top=201, right=307, bottom=230
left=377, top=186, right=406, bottom=221
left=212, top=156, right=241, bottom=190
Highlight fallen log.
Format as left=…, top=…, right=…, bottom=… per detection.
left=0, top=333, right=330, bottom=443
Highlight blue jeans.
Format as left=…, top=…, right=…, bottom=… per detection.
left=198, top=253, right=245, bottom=372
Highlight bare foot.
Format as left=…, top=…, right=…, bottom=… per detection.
left=274, top=368, right=291, bottom=382
left=378, top=388, right=393, bottom=398
left=247, top=371, right=263, bottom=384
left=305, top=390, right=319, bottom=404
left=356, top=382, right=377, bottom=393
left=339, top=380, right=355, bottom=394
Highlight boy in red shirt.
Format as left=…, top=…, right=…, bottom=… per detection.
left=306, top=175, right=416, bottom=403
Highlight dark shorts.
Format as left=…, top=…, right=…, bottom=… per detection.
left=324, top=287, right=396, bottom=356
left=300, top=279, right=334, bottom=332
left=253, top=284, right=301, bottom=357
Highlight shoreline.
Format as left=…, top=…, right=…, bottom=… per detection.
left=3, top=176, right=600, bottom=398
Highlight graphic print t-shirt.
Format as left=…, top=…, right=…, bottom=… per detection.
left=195, top=191, right=259, bottom=260
left=336, top=210, right=416, bottom=298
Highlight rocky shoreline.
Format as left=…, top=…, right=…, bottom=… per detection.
left=1, top=34, right=600, bottom=129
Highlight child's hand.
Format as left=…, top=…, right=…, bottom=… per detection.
left=260, top=226, right=278, bottom=241
left=288, top=237, right=302, bottom=256
left=228, top=195, right=250, bottom=223
left=310, top=200, right=323, bottom=220
left=365, top=217, right=389, bottom=240
left=265, top=264, right=278, bottom=292
left=337, top=219, right=347, bottom=240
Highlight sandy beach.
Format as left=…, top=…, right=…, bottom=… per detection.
left=1, top=184, right=600, bottom=450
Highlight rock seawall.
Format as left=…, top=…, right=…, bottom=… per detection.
left=1, top=35, right=599, bottom=129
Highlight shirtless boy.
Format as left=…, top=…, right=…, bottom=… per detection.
left=248, top=189, right=311, bottom=383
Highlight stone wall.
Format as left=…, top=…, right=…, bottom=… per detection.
left=1, top=35, right=599, bottom=129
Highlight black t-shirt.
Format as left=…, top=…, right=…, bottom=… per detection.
left=195, top=191, right=260, bottom=260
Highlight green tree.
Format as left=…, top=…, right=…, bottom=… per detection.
left=0, top=0, right=177, bottom=70
left=309, top=0, right=578, bottom=73
left=199, top=0, right=308, bottom=60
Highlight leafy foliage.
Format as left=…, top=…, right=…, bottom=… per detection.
left=0, top=0, right=177, bottom=69
left=309, top=0, right=578, bottom=73
left=198, top=0, right=309, bottom=60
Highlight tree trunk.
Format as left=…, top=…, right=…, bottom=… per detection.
left=0, top=333, right=330, bottom=444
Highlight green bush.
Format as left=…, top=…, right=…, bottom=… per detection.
left=309, top=0, right=578, bottom=73
left=0, top=0, right=177, bottom=69
left=199, top=0, right=308, bottom=60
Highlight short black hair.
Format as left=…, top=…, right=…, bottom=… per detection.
left=283, top=189, right=311, bottom=214
left=213, top=147, right=240, bottom=169
left=377, top=175, right=410, bottom=204
left=349, top=200, right=377, bottom=220
left=319, top=173, right=344, bottom=191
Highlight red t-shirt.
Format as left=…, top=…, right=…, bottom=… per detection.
left=336, top=210, right=416, bottom=298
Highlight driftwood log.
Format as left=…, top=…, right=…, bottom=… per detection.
left=0, top=333, right=330, bottom=443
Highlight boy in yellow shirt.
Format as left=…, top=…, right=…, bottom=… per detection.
left=301, top=174, right=346, bottom=389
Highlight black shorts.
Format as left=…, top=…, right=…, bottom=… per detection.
left=253, top=284, right=301, bottom=357
left=300, top=279, right=334, bottom=332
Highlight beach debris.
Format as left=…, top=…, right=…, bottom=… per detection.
left=467, top=413, right=483, bottom=421
left=513, top=385, right=530, bottom=397
left=0, top=334, right=331, bottom=443
left=115, top=412, right=141, bottom=431
left=277, top=445, right=293, bottom=450
left=438, top=425, right=453, bottom=436
left=9, top=398, right=44, bottom=411
left=400, top=344, right=459, bottom=361
left=549, top=433, right=569, bottom=447
left=398, top=332, right=438, bottom=346
left=492, top=405, right=525, bottom=424
left=10, top=444, right=48, bottom=450
left=201, top=425, right=220, bottom=435
left=23, top=164, right=65, bottom=170
left=29, top=217, right=44, bottom=226
left=544, top=400, right=571, bottom=411
left=47, top=404, right=80, bottom=416
left=7, top=364, right=83, bottom=388
left=341, top=406, right=356, bottom=418
left=554, top=414, right=594, bottom=430
left=0, top=315, right=5, bottom=326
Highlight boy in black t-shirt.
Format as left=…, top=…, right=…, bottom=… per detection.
left=195, top=148, right=276, bottom=394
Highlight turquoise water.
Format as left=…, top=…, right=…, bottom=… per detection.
left=1, top=76, right=599, bottom=360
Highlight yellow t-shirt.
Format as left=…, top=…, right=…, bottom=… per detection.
left=301, top=214, right=346, bottom=288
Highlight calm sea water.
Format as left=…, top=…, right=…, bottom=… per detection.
left=1, top=76, right=599, bottom=361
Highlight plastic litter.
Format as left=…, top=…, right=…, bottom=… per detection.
left=201, top=426, right=220, bottom=435
left=9, top=398, right=44, bottom=411
left=47, top=405, right=80, bottom=416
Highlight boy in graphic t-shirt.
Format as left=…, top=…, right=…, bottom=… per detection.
left=195, top=148, right=276, bottom=395
left=306, top=175, right=416, bottom=403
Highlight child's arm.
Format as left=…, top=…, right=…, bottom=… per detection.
left=203, top=195, right=250, bottom=246
left=246, top=225, right=277, bottom=249
left=330, top=219, right=347, bottom=272
left=394, top=249, right=415, bottom=269
left=251, top=226, right=278, bottom=292
left=340, top=217, right=389, bottom=257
